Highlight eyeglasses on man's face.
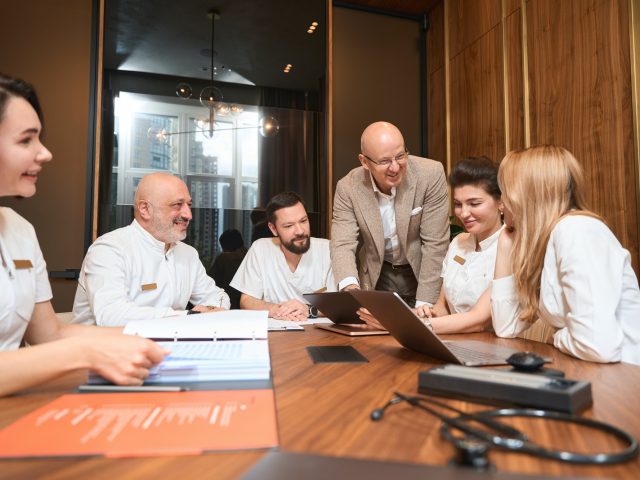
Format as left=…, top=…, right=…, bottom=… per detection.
left=362, top=149, right=409, bottom=167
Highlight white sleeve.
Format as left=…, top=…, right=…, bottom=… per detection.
left=188, top=255, right=230, bottom=309
left=229, top=245, right=264, bottom=299
left=551, top=221, right=625, bottom=362
left=80, top=243, right=177, bottom=327
left=490, top=275, right=528, bottom=338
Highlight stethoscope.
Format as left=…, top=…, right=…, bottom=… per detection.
left=371, top=392, right=638, bottom=467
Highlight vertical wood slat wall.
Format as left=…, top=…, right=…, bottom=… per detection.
left=427, top=0, right=639, bottom=272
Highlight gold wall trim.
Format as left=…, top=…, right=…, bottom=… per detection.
left=630, top=0, right=640, bottom=258
left=91, top=0, right=105, bottom=242
left=521, top=0, right=530, bottom=148
left=501, top=0, right=510, bottom=153
left=327, top=0, right=333, bottom=235
left=444, top=0, right=451, bottom=175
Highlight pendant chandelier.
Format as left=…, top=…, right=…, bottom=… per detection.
left=148, top=8, right=279, bottom=144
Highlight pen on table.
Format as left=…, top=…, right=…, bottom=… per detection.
left=78, top=385, right=188, bottom=393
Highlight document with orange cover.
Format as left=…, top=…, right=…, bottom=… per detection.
left=0, top=389, right=278, bottom=458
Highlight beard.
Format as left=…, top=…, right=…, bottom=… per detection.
left=151, top=215, right=189, bottom=244
left=281, top=234, right=310, bottom=254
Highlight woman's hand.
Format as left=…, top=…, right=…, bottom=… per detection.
left=357, top=307, right=386, bottom=330
left=85, top=335, right=169, bottom=385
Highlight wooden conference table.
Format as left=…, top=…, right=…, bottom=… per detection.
left=1, top=328, right=639, bottom=479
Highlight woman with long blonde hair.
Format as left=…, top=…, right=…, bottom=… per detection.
left=492, top=145, right=640, bottom=364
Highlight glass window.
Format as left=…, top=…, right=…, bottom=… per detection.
left=111, top=92, right=261, bottom=258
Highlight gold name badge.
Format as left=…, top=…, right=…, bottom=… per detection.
left=141, top=283, right=158, bottom=291
left=453, top=255, right=466, bottom=265
left=13, top=259, right=33, bottom=269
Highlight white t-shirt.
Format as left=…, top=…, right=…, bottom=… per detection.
left=73, top=219, right=229, bottom=326
left=441, top=227, right=501, bottom=314
left=230, top=237, right=336, bottom=304
left=0, top=208, right=53, bottom=351
left=491, top=215, right=640, bottom=365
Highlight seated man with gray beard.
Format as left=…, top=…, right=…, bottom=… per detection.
left=73, top=173, right=229, bottom=326
left=231, top=192, right=336, bottom=321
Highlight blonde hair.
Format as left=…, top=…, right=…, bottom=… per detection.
left=498, top=145, right=599, bottom=322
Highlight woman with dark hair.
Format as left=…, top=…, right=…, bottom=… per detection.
left=422, top=156, right=503, bottom=333
left=0, top=73, right=167, bottom=396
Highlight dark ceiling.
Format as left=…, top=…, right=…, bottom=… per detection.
left=104, top=0, right=326, bottom=92
left=103, top=1, right=440, bottom=93
left=337, top=0, right=440, bottom=16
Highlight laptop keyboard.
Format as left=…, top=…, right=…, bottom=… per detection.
left=445, top=342, right=506, bottom=364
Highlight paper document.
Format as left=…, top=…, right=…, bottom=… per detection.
left=89, top=340, right=271, bottom=384
left=268, top=319, right=304, bottom=331
left=123, top=310, right=268, bottom=340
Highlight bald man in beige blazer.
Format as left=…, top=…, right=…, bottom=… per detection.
left=331, top=122, right=449, bottom=314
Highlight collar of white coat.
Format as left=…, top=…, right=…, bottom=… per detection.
left=131, top=219, right=177, bottom=255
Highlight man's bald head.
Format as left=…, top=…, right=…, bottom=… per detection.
left=359, top=121, right=408, bottom=195
left=134, top=173, right=193, bottom=247
left=360, top=122, right=404, bottom=154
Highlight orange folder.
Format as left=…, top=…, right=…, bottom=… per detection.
left=0, top=389, right=278, bottom=458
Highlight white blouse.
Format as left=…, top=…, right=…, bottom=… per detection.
left=441, top=227, right=501, bottom=314
left=492, top=215, right=640, bottom=365
left=0, top=208, right=52, bottom=351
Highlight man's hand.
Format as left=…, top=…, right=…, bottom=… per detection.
left=357, top=307, right=386, bottom=330
left=269, top=300, right=308, bottom=321
left=191, top=305, right=225, bottom=313
left=342, top=284, right=360, bottom=292
left=85, top=334, right=169, bottom=385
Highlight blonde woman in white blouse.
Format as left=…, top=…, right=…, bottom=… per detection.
left=0, top=74, right=168, bottom=396
left=492, top=145, right=640, bottom=364
left=423, top=157, right=503, bottom=334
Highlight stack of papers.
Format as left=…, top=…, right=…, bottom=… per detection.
left=148, top=340, right=271, bottom=382
left=88, top=310, right=272, bottom=384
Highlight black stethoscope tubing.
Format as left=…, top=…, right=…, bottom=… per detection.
left=377, top=392, right=638, bottom=465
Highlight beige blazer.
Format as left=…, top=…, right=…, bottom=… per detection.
left=330, top=156, right=449, bottom=304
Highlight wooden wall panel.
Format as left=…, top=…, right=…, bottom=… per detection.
left=504, top=0, right=521, bottom=17
left=505, top=7, right=525, bottom=151
left=428, top=67, right=446, bottom=164
left=526, top=0, right=638, bottom=267
left=428, top=0, right=445, bottom=74
left=448, top=0, right=501, bottom=59
left=449, top=24, right=505, bottom=165
left=427, top=1, right=446, bottom=165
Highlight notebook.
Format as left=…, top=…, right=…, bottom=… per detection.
left=349, top=290, right=525, bottom=366
left=303, top=292, right=388, bottom=336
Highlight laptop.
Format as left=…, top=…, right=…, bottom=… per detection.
left=303, top=292, right=388, bottom=336
left=349, top=290, right=526, bottom=366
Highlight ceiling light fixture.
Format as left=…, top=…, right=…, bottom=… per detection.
left=149, top=8, right=279, bottom=143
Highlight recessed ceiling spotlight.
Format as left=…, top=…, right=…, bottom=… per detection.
left=307, top=29, right=314, bottom=34
left=312, top=21, right=318, bottom=26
